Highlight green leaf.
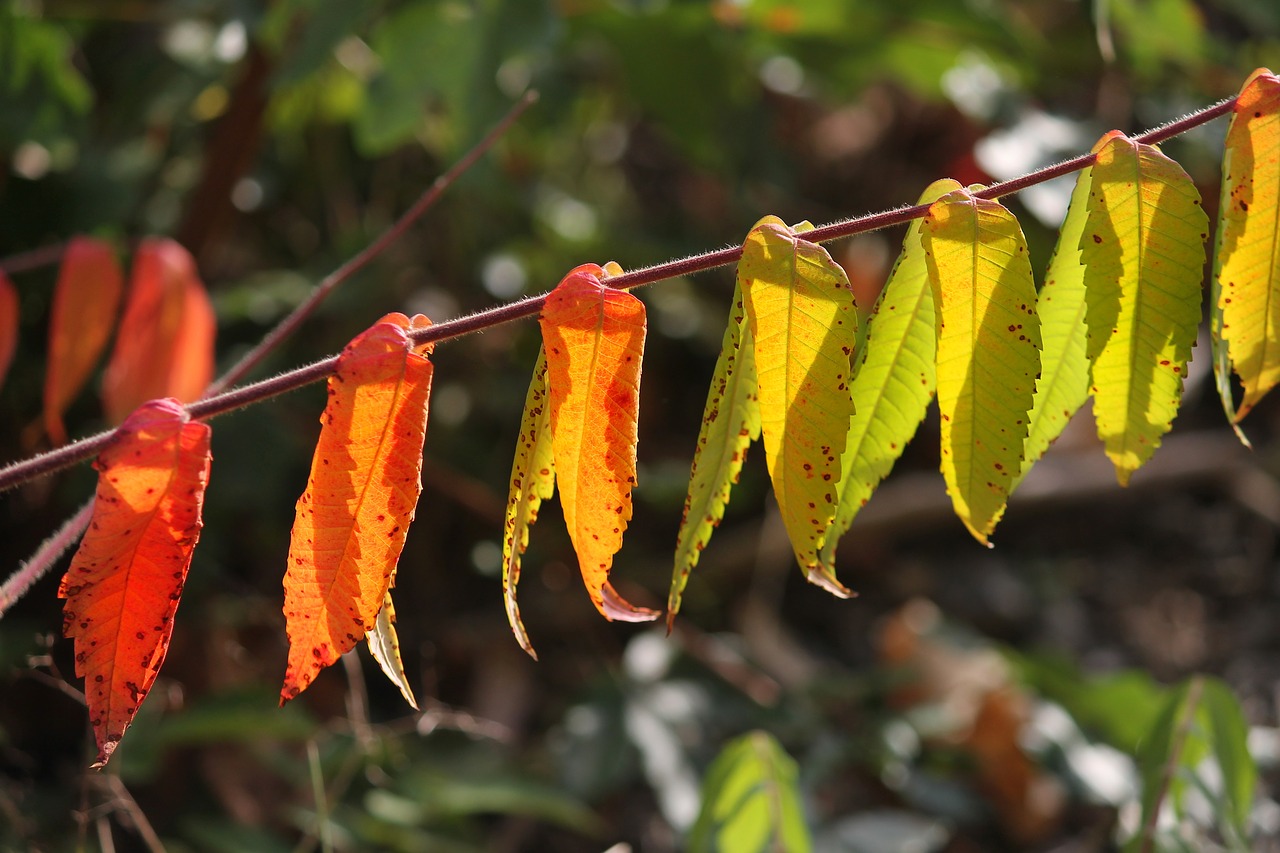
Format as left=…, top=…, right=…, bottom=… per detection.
left=740, top=216, right=858, bottom=594
left=501, top=348, right=555, bottom=658
left=921, top=187, right=1041, bottom=544
left=689, top=731, right=812, bottom=853
left=819, top=179, right=956, bottom=571
left=1200, top=679, right=1256, bottom=841
left=668, top=282, right=760, bottom=630
left=1017, top=166, right=1094, bottom=486
left=1082, top=132, right=1208, bottom=486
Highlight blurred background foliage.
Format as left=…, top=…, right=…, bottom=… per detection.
left=2, top=0, right=1280, bottom=850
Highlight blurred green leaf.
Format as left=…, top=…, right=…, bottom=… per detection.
left=689, top=730, right=811, bottom=853
left=1200, top=678, right=1256, bottom=843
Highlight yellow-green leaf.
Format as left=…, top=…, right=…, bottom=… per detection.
left=366, top=590, right=417, bottom=709
left=689, top=731, right=812, bottom=853
left=501, top=348, right=555, bottom=658
left=819, top=180, right=957, bottom=571
left=921, top=187, right=1041, bottom=544
left=1213, top=68, right=1280, bottom=436
left=739, top=215, right=857, bottom=594
left=1082, top=132, right=1208, bottom=485
left=1017, top=166, right=1095, bottom=485
left=668, top=282, right=760, bottom=630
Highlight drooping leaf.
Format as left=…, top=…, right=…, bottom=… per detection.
left=819, top=180, right=956, bottom=572
left=102, top=238, right=216, bottom=423
left=1213, top=68, right=1280, bottom=435
left=0, top=271, right=16, bottom=394
left=921, top=187, right=1041, bottom=544
left=281, top=313, right=434, bottom=704
left=57, top=398, right=212, bottom=767
left=366, top=590, right=417, bottom=710
left=688, top=731, right=812, bottom=853
left=1017, top=167, right=1095, bottom=485
left=43, top=237, right=124, bottom=445
left=739, top=216, right=858, bottom=594
left=540, top=264, right=658, bottom=622
left=1082, top=132, right=1208, bottom=485
left=668, top=281, right=760, bottom=630
left=501, top=347, right=555, bottom=657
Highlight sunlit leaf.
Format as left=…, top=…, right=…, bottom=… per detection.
left=102, top=238, right=216, bottom=423
left=58, top=398, right=212, bottom=767
left=668, top=281, right=760, bottom=630
left=281, top=313, right=434, bottom=704
left=541, top=264, right=658, bottom=622
left=366, top=590, right=417, bottom=710
left=1213, top=68, right=1280, bottom=437
left=689, top=731, right=812, bottom=853
left=1018, top=167, right=1094, bottom=485
left=43, top=237, right=124, bottom=445
left=921, top=187, right=1041, bottom=543
left=820, top=180, right=955, bottom=571
left=1082, top=132, right=1208, bottom=485
left=501, top=347, right=555, bottom=657
left=740, top=216, right=857, bottom=594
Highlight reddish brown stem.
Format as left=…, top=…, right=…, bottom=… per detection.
left=0, top=93, right=1240, bottom=497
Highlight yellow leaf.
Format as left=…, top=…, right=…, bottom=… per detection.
left=921, top=188, right=1040, bottom=544
left=668, top=282, right=760, bottom=629
left=820, top=180, right=956, bottom=571
left=541, top=264, right=658, bottom=622
left=1213, top=68, right=1280, bottom=435
left=1082, top=132, right=1208, bottom=485
left=501, top=347, right=555, bottom=657
left=366, top=590, right=417, bottom=709
left=739, top=216, right=857, bottom=594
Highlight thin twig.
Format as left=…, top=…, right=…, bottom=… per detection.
left=0, top=241, right=67, bottom=276
left=102, top=774, right=167, bottom=853
left=205, top=89, right=539, bottom=396
left=0, top=499, right=94, bottom=618
left=0, top=93, right=1239, bottom=498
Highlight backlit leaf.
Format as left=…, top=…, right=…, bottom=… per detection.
left=366, top=590, right=417, bottom=710
left=1213, top=68, right=1280, bottom=434
left=668, top=281, right=760, bottom=630
left=501, top=347, right=555, bottom=657
left=1018, top=166, right=1094, bottom=484
left=740, top=216, right=858, bottom=594
left=1082, top=132, right=1208, bottom=485
left=820, top=180, right=955, bottom=572
left=688, top=731, right=812, bottom=853
left=57, top=398, right=211, bottom=767
left=922, top=187, right=1041, bottom=544
left=102, top=238, right=216, bottom=423
left=541, top=264, right=658, bottom=622
left=44, top=237, right=124, bottom=445
left=281, top=313, right=434, bottom=703
left=0, top=272, right=16, bottom=395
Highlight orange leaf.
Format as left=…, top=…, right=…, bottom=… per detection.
left=102, top=238, right=216, bottom=423
left=540, top=264, right=658, bottom=622
left=44, top=237, right=124, bottom=445
left=0, top=271, right=16, bottom=394
left=58, top=398, right=212, bottom=767
left=281, top=312, right=434, bottom=703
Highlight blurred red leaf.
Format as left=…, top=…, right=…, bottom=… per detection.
left=58, top=398, right=212, bottom=767
left=102, top=238, right=215, bottom=423
left=44, top=237, right=124, bottom=445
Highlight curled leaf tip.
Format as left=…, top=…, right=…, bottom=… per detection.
left=805, top=566, right=854, bottom=598
left=601, top=582, right=660, bottom=623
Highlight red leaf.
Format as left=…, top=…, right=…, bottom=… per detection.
left=58, top=398, right=211, bottom=767
left=44, top=237, right=124, bottom=445
left=281, top=313, right=434, bottom=703
left=540, top=265, right=658, bottom=622
left=102, top=238, right=216, bottom=423
left=0, top=272, right=16, bottom=394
